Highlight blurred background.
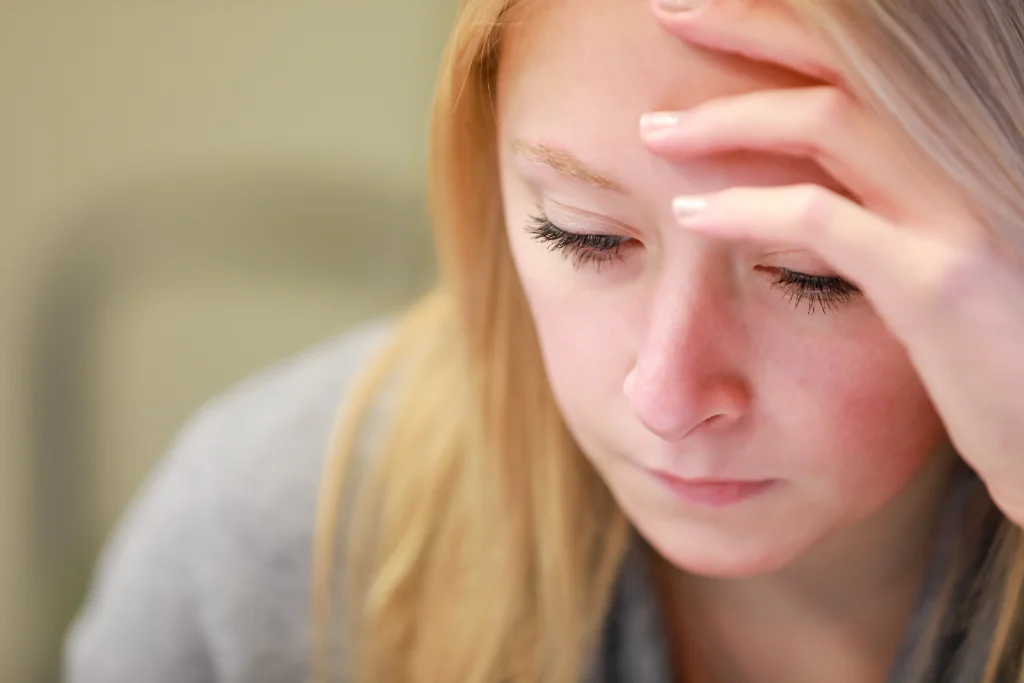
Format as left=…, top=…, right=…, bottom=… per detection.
left=0, top=1, right=457, bottom=681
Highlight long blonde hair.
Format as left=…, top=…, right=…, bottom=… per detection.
left=313, top=1, right=1024, bottom=681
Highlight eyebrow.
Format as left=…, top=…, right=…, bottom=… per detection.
left=513, top=139, right=627, bottom=193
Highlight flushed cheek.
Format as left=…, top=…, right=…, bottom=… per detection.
left=831, top=380, right=944, bottom=509
left=767, top=334, right=945, bottom=505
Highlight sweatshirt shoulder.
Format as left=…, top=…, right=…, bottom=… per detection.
left=65, top=317, right=396, bottom=683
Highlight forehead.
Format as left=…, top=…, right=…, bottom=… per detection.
left=496, top=0, right=812, bottom=162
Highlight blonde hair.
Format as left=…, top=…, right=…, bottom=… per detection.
left=313, top=1, right=1024, bottom=681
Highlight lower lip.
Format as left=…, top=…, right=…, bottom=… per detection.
left=652, top=473, right=775, bottom=507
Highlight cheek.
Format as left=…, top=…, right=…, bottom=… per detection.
left=506, top=222, right=641, bottom=422
left=762, top=324, right=945, bottom=500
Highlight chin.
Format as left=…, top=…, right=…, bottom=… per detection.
left=636, top=519, right=810, bottom=579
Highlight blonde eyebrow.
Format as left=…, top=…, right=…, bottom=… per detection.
left=513, top=139, right=627, bottom=193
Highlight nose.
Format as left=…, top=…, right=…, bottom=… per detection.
left=623, top=263, right=751, bottom=442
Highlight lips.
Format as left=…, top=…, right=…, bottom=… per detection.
left=648, top=469, right=775, bottom=506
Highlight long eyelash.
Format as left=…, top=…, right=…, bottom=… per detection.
left=525, top=215, right=857, bottom=313
left=766, top=267, right=862, bottom=314
left=526, top=213, right=626, bottom=270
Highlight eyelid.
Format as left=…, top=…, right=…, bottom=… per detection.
left=541, top=200, right=639, bottom=239
left=756, top=250, right=843, bottom=278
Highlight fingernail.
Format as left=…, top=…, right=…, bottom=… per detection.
left=640, top=111, right=681, bottom=134
left=658, top=0, right=704, bottom=11
left=673, top=196, right=709, bottom=219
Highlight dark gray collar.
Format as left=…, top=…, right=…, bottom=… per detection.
left=585, top=537, right=672, bottom=683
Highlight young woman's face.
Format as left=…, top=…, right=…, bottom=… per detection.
left=496, top=0, right=950, bottom=577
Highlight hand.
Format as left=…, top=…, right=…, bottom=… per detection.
left=643, top=0, right=1024, bottom=523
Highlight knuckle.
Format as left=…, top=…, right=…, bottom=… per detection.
left=932, top=244, right=984, bottom=296
left=809, top=87, right=853, bottom=135
left=790, top=183, right=835, bottom=235
left=906, top=238, right=985, bottom=319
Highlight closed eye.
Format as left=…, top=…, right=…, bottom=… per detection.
left=756, top=265, right=862, bottom=314
left=526, top=213, right=631, bottom=270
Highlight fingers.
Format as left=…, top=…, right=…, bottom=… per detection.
left=672, top=184, right=952, bottom=323
left=640, top=86, right=927, bottom=216
left=651, top=0, right=841, bottom=84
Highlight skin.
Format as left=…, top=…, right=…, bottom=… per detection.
left=494, top=0, right=964, bottom=680
left=647, top=0, right=1024, bottom=526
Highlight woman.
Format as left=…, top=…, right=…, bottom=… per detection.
left=66, top=0, right=1024, bottom=682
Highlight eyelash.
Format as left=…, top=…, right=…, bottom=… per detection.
left=527, top=213, right=628, bottom=270
left=761, top=266, right=862, bottom=314
left=525, top=212, right=863, bottom=313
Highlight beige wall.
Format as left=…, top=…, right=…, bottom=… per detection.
left=0, top=2, right=456, bottom=680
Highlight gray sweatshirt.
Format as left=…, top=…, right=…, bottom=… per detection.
left=63, top=319, right=990, bottom=683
